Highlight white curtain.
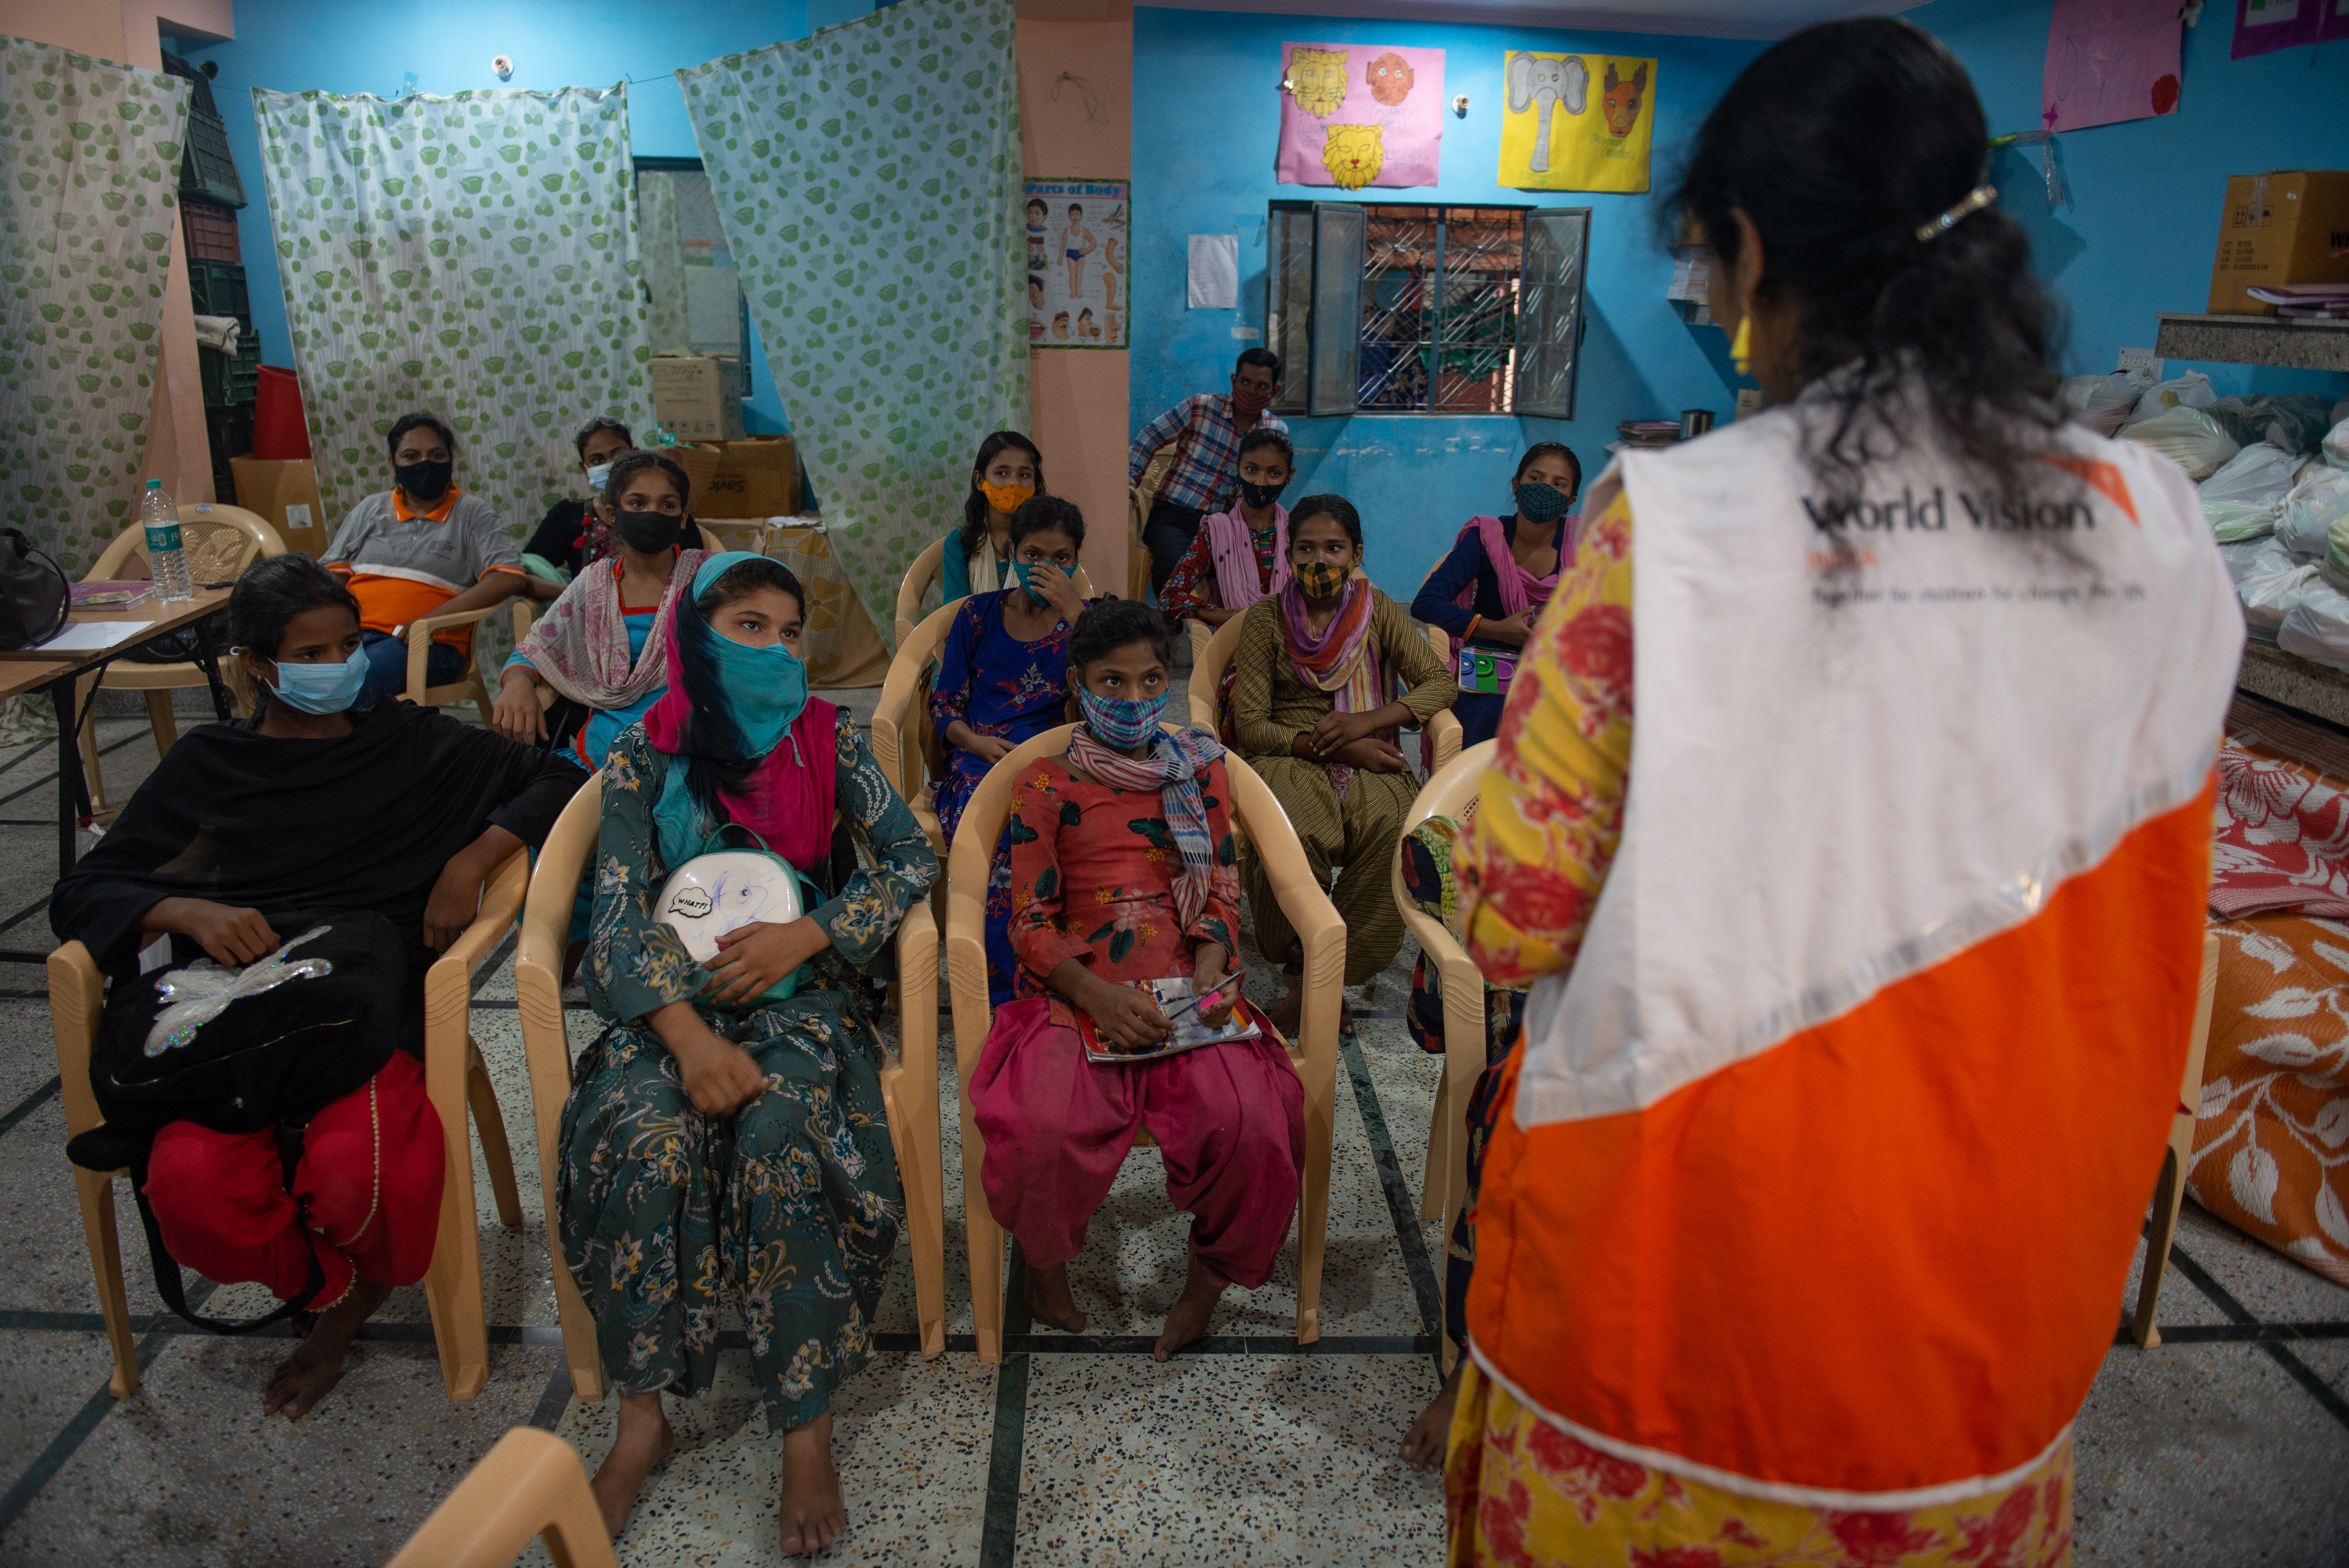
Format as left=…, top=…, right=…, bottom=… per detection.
left=252, top=84, right=658, bottom=609
left=678, top=0, right=1029, bottom=638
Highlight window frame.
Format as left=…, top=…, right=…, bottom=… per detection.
left=1266, top=198, right=1591, bottom=420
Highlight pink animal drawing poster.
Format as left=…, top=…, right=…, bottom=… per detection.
left=1275, top=42, right=1445, bottom=192
left=2041, top=0, right=2183, bottom=132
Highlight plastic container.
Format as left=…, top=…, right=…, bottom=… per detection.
left=141, top=480, right=192, bottom=601
left=185, top=260, right=250, bottom=324
left=251, top=365, right=311, bottom=460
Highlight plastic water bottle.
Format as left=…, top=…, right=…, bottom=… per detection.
left=141, top=479, right=192, bottom=601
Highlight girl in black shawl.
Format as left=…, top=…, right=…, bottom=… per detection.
left=50, top=555, right=583, bottom=1419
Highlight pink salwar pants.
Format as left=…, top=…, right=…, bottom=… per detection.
left=969, top=998, right=1305, bottom=1288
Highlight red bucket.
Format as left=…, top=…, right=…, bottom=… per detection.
left=252, top=365, right=312, bottom=460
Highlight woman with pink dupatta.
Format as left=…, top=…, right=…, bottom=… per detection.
left=555, top=553, right=938, bottom=1556
left=490, top=449, right=708, bottom=771
left=1408, top=442, right=1581, bottom=747
left=1157, top=428, right=1295, bottom=737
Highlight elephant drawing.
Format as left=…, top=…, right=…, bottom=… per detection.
left=1507, top=53, right=1589, bottom=175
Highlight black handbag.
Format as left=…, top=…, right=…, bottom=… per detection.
left=65, top=909, right=409, bottom=1333
left=118, top=613, right=225, bottom=666
left=0, top=527, right=68, bottom=651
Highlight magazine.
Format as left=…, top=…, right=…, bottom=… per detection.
left=1076, top=976, right=1263, bottom=1065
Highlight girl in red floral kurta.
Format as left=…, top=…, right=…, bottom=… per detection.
left=968, top=600, right=1305, bottom=1360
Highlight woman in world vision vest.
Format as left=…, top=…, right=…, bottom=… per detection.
left=1442, top=19, right=2238, bottom=1565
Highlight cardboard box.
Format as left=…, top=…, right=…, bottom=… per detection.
left=228, top=457, right=331, bottom=556
left=2208, top=171, right=2349, bottom=316
left=649, top=354, right=746, bottom=440
left=693, top=436, right=800, bottom=519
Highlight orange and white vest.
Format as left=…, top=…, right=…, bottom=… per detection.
left=1468, top=402, right=2240, bottom=1509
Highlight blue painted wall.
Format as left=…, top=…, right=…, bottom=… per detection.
left=1130, top=2, right=2349, bottom=595
left=1919, top=0, right=2349, bottom=398
left=171, top=0, right=860, bottom=437
left=1130, top=7, right=1766, bottom=592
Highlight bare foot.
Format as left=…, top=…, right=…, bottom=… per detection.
left=590, top=1393, right=676, bottom=1539
left=1402, top=1362, right=1464, bottom=1473
left=1153, top=1253, right=1226, bottom=1362
left=778, top=1413, right=847, bottom=1557
left=262, top=1278, right=391, bottom=1420
left=1023, top=1260, right=1088, bottom=1334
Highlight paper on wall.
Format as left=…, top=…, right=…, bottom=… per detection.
left=1275, top=42, right=1445, bottom=191
left=2042, top=0, right=2183, bottom=133
left=1187, top=234, right=1239, bottom=310
left=1497, top=52, right=1655, bottom=194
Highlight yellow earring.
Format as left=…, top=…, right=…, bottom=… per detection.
left=1730, top=316, right=1753, bottom=377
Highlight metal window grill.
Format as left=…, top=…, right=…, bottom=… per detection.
left=1358, top=205, right=1524, bottom=414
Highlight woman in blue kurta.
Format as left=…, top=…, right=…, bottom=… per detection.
left=556, top=552, right=937, bottom=1554
left=491, top=449, right=705, bottom=771
left=931, top=494, right=1091, bottom=1000
left=1408, top=443, right=1581, bottom=748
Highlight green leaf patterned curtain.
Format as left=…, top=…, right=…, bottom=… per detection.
left=0, top=39, right=190, bottom=573
left=251, top=85, right=656, bottom=572
left=678, top=0, right=1029, bottom=638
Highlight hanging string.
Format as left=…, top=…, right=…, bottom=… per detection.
left=1051, top=71, right=1110, bottom=133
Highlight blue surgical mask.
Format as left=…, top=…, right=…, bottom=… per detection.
left=586, top=462, right=613, bottom=494
left=1078, top=685, right=1169, bottom=748
left=268, top=651, right=369, bottom=715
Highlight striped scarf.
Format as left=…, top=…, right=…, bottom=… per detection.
left=1067, top=723, right=1224, bottom=932
left=1281, top=576, right=1385, bottom=718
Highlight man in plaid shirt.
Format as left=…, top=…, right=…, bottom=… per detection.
left=1129, top=349, right=1288, bottom=592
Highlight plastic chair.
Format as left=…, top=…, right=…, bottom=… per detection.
left=1388, top=741, right=1498, bottom=1373
left=77, top=505, right=286, bottom=809
left=46, top=851, right=529, bottom=1402
left=383, top=1426, right=618, bottom=1568
left=2129, top=928, right=2223, bottom=1349
left=511, top=771, right=947, bottom=1399
left=1187, top=606, right=1461, bottom=771
left=871, top=601, right=960, bottom=940
left=895, top=536, right=948, bottom=647
left=941, top=723, right=1344, bottom=1363
left=401, top=602, right=506, bottom=717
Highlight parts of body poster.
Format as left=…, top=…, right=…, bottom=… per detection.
left=1026, top=179, right=1128, bottom=350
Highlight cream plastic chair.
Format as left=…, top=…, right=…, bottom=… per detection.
left=1390, top=741, right=1498, bottom=1374
left=47, top=852, right=528, bottom=1402
left=941, top=723, right=1344, bottom=1363
left=77, top=505, right=286, bottom=809
left=895, top=536, right=948, bottom=647
left=2129, top=928, right=2223, bottom=1349
left=384, top=1426, right=618, bottom=1568
left=512, top=773, right=947, bottom=1396
left=1187, top=605, right=1461, bottom=770
left=399, top=602, right=506, bottom=716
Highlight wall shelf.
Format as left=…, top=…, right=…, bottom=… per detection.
left=2239, top=640, right=2349, bottom=730
left=2153, top=312, right=2349, bottom=373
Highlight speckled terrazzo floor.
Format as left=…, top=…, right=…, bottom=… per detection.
left=0, top=692, right=2346, bottom=1565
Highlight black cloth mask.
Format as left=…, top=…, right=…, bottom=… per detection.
left=613, top=509, right=683, bottom=554
left=1239, top=479, right=1287, bottom=511
left=394, top=460, right=454, bottom=506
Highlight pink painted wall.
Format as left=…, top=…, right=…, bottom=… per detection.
left=1016, top=0, right=1133, bottom=596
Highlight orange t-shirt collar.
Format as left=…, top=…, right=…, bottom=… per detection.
left=392, top=485, right=463, bottom=524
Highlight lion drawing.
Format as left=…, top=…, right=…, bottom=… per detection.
left=1287, top=47, right=1348, bottom=120
left=1602, top=61, right=1648, bottom=138
left=1366, top=52, right=1415, bottom=107
left=1320, top=124, right=1384, bottom=191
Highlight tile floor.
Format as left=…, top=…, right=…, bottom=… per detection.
left=0, top=693, right=2345, bottom=1565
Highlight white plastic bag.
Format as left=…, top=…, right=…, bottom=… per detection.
left=2240, top=542, right=2319, bottom=640
left=2209, top=393, right=2337, bottom=456
left=2060, top=369, right=2155, bottom=437
left=2122, top=371, right=2217, bottom=430
left=2280, top=577, right=2349, bottom=670
left=2123, top=404, right=2241, bottom=481
left=2326, top=417, right=2349, bottom=472
left=2200, top=442, right=2299, bottom=541
left=2278, top=465, right=2349, bottom=559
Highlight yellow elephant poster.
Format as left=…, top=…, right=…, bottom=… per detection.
left=1497, top=52, right=1656, bottom=193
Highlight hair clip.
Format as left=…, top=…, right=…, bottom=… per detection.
left=1916, top=185, right=1997, bottom=244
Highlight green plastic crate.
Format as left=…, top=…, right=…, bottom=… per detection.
left=187, top=260, right=250, bottom=324
left=201, top=337, right=260, bottom=408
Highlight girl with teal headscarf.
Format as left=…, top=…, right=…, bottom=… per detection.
left=555, top=552, right=939, bottom=1555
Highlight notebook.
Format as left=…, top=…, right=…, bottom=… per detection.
left=1076, top=976, right=1264, bottom=1065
